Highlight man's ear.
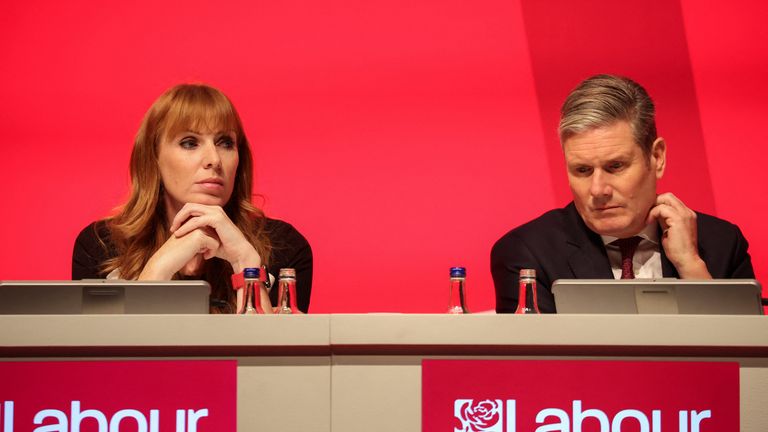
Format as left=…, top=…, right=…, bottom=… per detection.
left=651, top=137, right=666, bottom=179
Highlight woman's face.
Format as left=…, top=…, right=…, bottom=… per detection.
left=157, top=129, right=239, bottom=217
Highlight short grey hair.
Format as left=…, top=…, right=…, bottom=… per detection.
left=559, top=74, right=657, bottom=156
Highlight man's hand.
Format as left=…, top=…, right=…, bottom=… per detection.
left=646, top=193, right=711, bottom=278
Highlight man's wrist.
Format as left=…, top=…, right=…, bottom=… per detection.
left=675, top=256, right=712, bottom=279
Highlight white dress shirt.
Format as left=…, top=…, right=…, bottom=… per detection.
left=601, top=223, right=663, bottom=279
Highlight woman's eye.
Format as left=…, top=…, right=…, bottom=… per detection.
left=179, top=137, right=197, bottom=149
left=217, top=136, right=236, bottom=149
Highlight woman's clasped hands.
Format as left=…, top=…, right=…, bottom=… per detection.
left=139, top=203, right=262, bottom=280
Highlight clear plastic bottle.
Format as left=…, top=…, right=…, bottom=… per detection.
left=243, top=267, right=260, bottom=314
left=447, top=267, right=470, bottom=314
left=515, top=268, right=540, bottom=314
left=276, top=268, right=301, bottom=314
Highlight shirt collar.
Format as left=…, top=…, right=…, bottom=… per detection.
left=600, top=222, right=660, bottom=246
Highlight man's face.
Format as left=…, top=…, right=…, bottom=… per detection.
left=563, top=121, right=665, bottom=238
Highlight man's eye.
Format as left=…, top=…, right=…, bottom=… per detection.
left=575, top=166, right=592, bottom=175
left=607, top=162, right=624, bottom=172
left=179, top=137, right=197, bottom=149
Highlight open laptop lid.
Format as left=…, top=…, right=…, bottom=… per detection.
left=552, top=279, right=763, bottom=315
left=0, top=280, right=211, bottom=314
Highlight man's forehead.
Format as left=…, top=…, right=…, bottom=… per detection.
left=563, top=123, right=643, bottom=163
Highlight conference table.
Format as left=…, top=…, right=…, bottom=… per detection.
left=1, top=314, right=766, bottom=431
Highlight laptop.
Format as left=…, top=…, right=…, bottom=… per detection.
left=552, top=279, right=763, bottom=315
left=0, top=280, right=211, bottom=314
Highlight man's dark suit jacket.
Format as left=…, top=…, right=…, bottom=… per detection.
left=491, top=202, right=755, bottom=313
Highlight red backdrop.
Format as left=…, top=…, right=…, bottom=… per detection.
left=1, top=0, right=765, bottom=312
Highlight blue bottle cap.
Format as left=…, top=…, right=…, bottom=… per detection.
left=450, top=267, right=466, bottom=277
left=244, top=267, right=260, bottom=279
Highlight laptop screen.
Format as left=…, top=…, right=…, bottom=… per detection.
left=552, top=279, right=763, bottom=315
left=0, top=280, right=211, bottom=314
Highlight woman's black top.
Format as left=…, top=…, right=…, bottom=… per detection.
left=72, top=218, right=313, bottom=313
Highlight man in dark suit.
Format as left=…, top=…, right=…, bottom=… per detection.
left=491, top=74, right=755, bottom=313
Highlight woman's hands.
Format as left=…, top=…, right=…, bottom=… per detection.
left=139, top=203, right=261, bottom=280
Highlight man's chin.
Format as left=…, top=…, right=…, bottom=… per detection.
left=585, top=218, right=638, bottom=238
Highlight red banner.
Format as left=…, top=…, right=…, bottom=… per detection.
left=0, top=360, right=236, bottom=432
left=423, top=360, right=738, bottom=431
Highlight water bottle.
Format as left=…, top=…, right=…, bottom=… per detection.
left=277, top=268, right=301, bottom=314
left=243, top=267, right=261, bottom=314
left=447, top=267, right=470, bottom=314
left=515, top=268, right=540, bottom=314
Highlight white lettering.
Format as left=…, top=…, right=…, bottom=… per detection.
left=652, top=411, right=660, bottom=432
left=109, top=409, right=147, bottom=432
left=573, top=400, right=608, bottom=432
left=611, top=409, right=649, bottom=432
left=679, top=410, right=688, bottom=432
left=690, top=410, right=711, bottom=432
left=33, top=409, right=67, bottom=432
left=176, top=409, right=186, bottom=432
left=149, top=410, right=159, bottom=432
left=186, top=409, right=208, bottom=432
left=71, top=401, right=107, bottom=432
left=506, top=400, right=516, bottom=432
left=535, top=408, right=569, bottom=432
left=2, top=401, right=13, bottom=432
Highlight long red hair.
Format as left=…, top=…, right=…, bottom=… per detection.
left=103, top=84, right=270, bottom=309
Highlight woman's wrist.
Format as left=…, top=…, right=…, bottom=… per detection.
left=138, top=255, right=175, bottom=280
left=138, top=262, right=171, bottom=280
left=231, top=248, right=262, bottom=274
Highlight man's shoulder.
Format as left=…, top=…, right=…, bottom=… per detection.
left=493, top=204, right=576, bottom=250
left=694, top=211, right=745, bottom=240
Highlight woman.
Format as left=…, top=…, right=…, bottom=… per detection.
left=72, top=84, right=312, bottom=313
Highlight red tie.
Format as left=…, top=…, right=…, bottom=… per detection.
left=615, top=237, right=642, bottom=279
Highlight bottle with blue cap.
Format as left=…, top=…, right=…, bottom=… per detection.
left=447, top=267, right=470, bottom=314
left=241, top=267, right=272, bottom=314
left=242, top=267, right=260, bottom=314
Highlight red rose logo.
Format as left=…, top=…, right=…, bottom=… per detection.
left=455, top=399, right=503, bottom=432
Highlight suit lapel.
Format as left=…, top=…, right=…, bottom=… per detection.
left=658, top=225, right=681, bottom=278
left=563, top=203, right=615, bottom=279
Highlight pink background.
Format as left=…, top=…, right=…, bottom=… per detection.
left=1, top=0, right=766, bottom=312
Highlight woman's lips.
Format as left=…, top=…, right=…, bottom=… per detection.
left=196, top=179, right=224, bottom=190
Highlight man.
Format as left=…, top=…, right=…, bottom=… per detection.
left=491, top=74, right=754, bottom=313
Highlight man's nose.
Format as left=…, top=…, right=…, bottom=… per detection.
left=589, top=170, right=612, bottom=198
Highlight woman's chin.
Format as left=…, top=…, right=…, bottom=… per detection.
left=187, top=193, right=231, bottom=207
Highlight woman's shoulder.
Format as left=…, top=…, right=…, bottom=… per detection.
left=72, top=219, right=117, bottom=279
left=263, top=217, right=310, bottom=250
left=75, top=219, right=113, bottom=247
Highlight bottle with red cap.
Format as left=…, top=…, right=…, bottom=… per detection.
left=276, top=268, right=301, bottom=314
left=515, top=268, right=540, bottom=314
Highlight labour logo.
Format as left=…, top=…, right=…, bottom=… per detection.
left=454, top=399, right=504, bottom=432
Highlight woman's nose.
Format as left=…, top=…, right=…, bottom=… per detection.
left=202, top=142, right=222, bottom=169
